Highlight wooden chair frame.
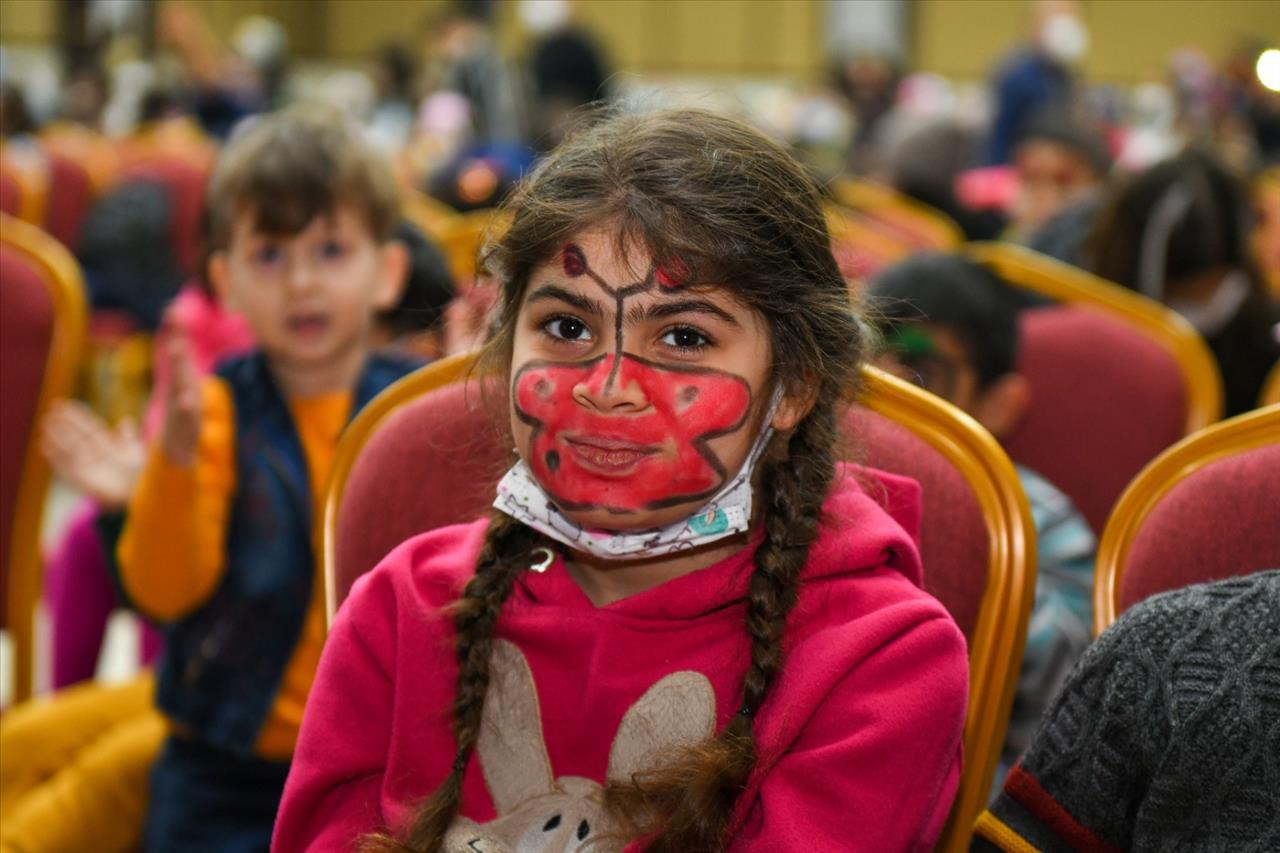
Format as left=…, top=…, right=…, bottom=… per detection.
left=831, top=176, right=966, bottom=250
left=965, top=242, right=1224, bottom=433
left=320, top=353, right=1035, bottom=853
left=1, top=214, right=87, bottom=700
left=1261, top=360, right=1280, bottom=408
left=1093, top=404, right=1280, bottom=634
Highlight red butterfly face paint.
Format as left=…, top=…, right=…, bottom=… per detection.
left=514, top=354, right=750, bottom=512
left=510, top=239, right=764, bottom=520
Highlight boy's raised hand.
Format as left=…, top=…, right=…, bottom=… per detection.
left=41, top=401, right=145, bottom=509
left=161, top=326, right=202, bottom=468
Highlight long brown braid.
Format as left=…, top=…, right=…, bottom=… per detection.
left=370, top=106, right=865, bottom=852
left=361, top=511, right=538, bottom=852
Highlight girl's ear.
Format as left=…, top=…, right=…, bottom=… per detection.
left=770, top=381, right=820, bottom=433
left=374, top=240, right=409, bottom=311
left=207, top=252, right=234, bottom=310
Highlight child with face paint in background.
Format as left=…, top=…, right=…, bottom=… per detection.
left=274, top=109, right=969, bottom=853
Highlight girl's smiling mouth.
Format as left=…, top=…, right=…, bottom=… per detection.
left=561, top=435, right=659, bottom=475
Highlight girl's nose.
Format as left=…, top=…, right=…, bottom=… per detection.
left=571, top=355, right=649, bottom=413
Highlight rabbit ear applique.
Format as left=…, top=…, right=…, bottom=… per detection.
left=476, top=639, right=558, bottom=814
left=607, top=671, right=717, bottom=785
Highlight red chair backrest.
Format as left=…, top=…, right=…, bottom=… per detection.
left=332, top=383, right=991, bottom=642
left=0, top=169, right=20, bottom=217
left=1120, top=442, right=1280, bottom=614
left=43, top=153, right=96, bottom=251
left=1005, top=304, right=1189, bottom=533
left=0, top=241, right=56, bottom=624
left=120, top=158, right=209, bottom=277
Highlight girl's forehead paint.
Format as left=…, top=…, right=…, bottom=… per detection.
left=563, top=243, right=587, bottom=278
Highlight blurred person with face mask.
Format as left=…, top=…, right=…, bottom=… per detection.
left=986, top=0, right=1090, bottom=166
left=1088, top=149, right=1280, bottom=415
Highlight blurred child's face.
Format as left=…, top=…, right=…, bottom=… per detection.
left=876, top=322, right=1027, bottom=439
left=510, top=228, right=805, bottom=533
left=1013, top=140, right=1098, bottom=232
left=876, top=323, right=980, bottom=412
left=210, top=206, right=403, bottom=381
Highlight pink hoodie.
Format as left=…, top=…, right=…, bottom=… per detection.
left=273, top=466, right=968, bottom=852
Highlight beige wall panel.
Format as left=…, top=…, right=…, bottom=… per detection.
left=323, top=0, right=447, bottom=61
left=1085, top=0, right=1280, bottom=84
left=0, top=0, right=57, bottom=44
left=913, top=0, right=1028, bottom=81
left=574, top=0, right=660, bottom=73
left=914, top=0, right=1280, bottom=85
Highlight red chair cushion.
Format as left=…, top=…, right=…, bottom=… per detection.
left=845, top=408, right=988, bottom=639
left=1005, top=305, right=1189, bottom=533
left=43, top=153, right=95, bottom=251
left=0, top=244, right=55, bottom=625
left=335, top=386, right=990, bottom=642
left=334, top=381, right=511, bottom=606
left=0, top=171, right=20, bottom=217
left=1120, top=443, right=1280, bottom=614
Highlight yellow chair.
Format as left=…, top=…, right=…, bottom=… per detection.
left=831, top=176, right=965, bottom=251
left=1093, top=404, right=1280, bottom=634
left=0, top=214, right=87, bottom=701
left=401, top=189, right=459, bottom=241
left=320, top=352, right=1034, bottom=852
left=430, top=208, right=513, bottom=284
left=1260, top=360, right=1280, bottom=408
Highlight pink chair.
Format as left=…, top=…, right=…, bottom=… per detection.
left=1094, top=404, right=1280, bottom=632
left=1, top=214, right=87, bottom=700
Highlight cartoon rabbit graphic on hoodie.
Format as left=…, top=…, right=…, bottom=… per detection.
left=443, top=639, right=716, bottom=853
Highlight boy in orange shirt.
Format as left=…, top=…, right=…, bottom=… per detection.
left=0, top=107, right=419, bottom=852
left=116, top=106, right=420, bottom=849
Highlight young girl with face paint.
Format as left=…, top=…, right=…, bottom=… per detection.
left=273, top=109, right=969, bottom=853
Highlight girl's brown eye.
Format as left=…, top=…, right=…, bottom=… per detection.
left=545, top=316, right=593, bottom=342
left=661, top=326, right=710, bottom=350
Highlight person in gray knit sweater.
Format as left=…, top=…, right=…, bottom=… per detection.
left=972, top=569, right=1280, bottom=852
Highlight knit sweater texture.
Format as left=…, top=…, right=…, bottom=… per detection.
left=973, top=569, right=1280, bottom=853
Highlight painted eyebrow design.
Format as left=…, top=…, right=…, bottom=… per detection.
left=626, top=298, right=741, bottom=328
left=526, top=284, right=606, bottom=316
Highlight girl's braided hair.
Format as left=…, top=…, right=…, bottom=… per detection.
left=367, top=107, right=866, bottom=852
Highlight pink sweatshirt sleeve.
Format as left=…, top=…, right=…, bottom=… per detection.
left=731, top=613, right=969, bottom=852
left=272, top=572, right=398, bottom=852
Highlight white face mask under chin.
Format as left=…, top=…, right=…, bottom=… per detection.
left=1167, top=270, right=1250, bottom=338
left=493, top=388, right=783, bottom=561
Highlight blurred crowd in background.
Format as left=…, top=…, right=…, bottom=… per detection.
left=2, top=0, right=1279, bottom=661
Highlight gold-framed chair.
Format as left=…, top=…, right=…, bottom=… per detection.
left=0, top=214, right=88, bottom=701
left=1260, top=360, right=1280, bottom=408
left=429, top=208, right=512, bottom=284
left=320, top=351, right=1034, bottom=852
left=965, top=242, right=1224, bottom=533
left=831, top=176, right=965, bottom=251
left=1093, top=404, right=1280, bottom=635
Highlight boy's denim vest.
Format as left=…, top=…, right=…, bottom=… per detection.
left=147, top=350, right=419, bottom=757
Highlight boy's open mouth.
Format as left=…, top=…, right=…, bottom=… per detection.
left=286, top=313, right=330, bottom=337
left=562, top=436, right=658, bottom=474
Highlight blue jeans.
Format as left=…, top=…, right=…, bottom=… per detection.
left=145, top=735, right=290, bottom=852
